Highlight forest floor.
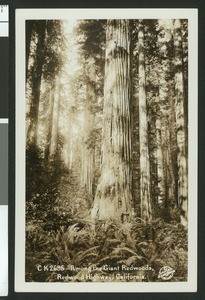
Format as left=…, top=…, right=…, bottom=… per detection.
left=26, top=167, right=188, bottom=283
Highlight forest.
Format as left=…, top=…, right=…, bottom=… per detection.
left=26, top=18, right=188, bottom=282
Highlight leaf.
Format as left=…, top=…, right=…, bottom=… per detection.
left=111, top=247, right=138, bottom=257
left=138, top=241, right=149, bottom=247
left=75, top=246, right=100, bottom=264
left=118, top=255, right=145, bottom=266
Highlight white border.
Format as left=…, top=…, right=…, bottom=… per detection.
left=0, top=119, right=8, bottom=124
left=0, top=5, right=9, bottom=22
left=0, top=22, right=8, bottom=37
left=0, top=205, right=8, bottom=296
left=15, top=8, right=198, bottom=293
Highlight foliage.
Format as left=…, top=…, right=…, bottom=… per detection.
left=26, top=144, right=67, bottom=222
left=26, top=217, right=187, bottom=282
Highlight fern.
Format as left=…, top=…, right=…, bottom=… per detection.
left=118, top=254, right=146, bottom=266
left=75, top=246, right=100, bottom=264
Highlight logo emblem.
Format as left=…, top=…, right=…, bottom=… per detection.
left=158, top=266, right=175, bottom=280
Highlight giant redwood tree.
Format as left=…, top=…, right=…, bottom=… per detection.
left=173, top=19, right=188, bottom=227
left=91, top=20, right=133, bottom=221
left=138, top=20, right=152, bottom=222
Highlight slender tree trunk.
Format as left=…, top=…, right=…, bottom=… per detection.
left=27, top=20, right=46, bottom=145
left=157, top=21, right=177, bottom=221
left=173, top=19, right=188, bottom=227
left=138, top=20, right=152, bottom=222
left=49, top=75, right=61, bottom=157
left=155, top=111, right=165, bottom=206
left=26, top=21, right=34, bottom=80
left=91, top=20, right=132, bottom=221
left=81, top=62, right=95, bottom=196
left=65, top=110, right=72, bottom=168
left=44, top=84, right=55, bottom=161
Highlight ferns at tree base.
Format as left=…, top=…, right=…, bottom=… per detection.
left=26, top=216, right=187, bottom=282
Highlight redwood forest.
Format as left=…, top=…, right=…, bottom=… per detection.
left=26, top=19, right=188, bottom=282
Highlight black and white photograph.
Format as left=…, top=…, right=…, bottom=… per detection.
left=15, top=9, right=197, bottom=293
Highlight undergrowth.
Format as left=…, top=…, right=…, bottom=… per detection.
left=26, top=217, right=187, bottom=282
left=26, top=145, right=187, bottom=282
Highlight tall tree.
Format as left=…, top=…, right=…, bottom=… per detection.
left=153, top=20, right=177, bottom=221
left=138, top=20, right=152, bottom=222
left=44, top=82, right=55, bottom=161
left=81, top=60, right=96, bottom=196
left=26, top=21, right=34, bottom=79
left=27, top=20, right=46, bottom=145
left=155, top=106, right=165, bottom=206
left=173, top=19, right=188, bottom=227
left=49, top=75, right=61, bottom=157
left=91, top=20, right=132, bottom=221
left=75, top=20, right=106, bottom=196
left=45, top=74, right=61, bottom=160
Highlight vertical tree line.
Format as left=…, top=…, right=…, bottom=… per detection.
left=26, top=18, right=188, bottom=228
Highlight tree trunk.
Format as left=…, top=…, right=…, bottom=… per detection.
left=44, top=83, right=55, bottom=161
left=155, top=111, right=165, bottom=206
left=138, top=20, right=152, bottom=222
left=91, top=20, right=132, bottom=221
left=27, top=20, right=46, bottom=145
left=26, top=21, right=34, bottom=80
left=65, top=110, right=72, bottom=169
left=156, top=21, right=177, bottom=221
left=173, top=19, right=188, bottom=227
left=81, top=62, right=95, bottom=196
left=49, top=75, right=61, bottom=157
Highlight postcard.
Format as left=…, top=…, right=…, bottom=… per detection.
left=15, top=8, right=198, bottom=292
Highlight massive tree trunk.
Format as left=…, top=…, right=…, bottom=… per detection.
left=81, top=62, right=96, bottom=196
left=91, top=20, right=132, bottom=221
left=138, top=20, right=152, bottom=222
left=27, top=20, right=46, bottom=145
left=173, top=19, right=188, bottom=227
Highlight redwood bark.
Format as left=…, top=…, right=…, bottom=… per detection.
left=173, top=19, right=188, bottom=227
left=91, top=20, right=132, bottom=221
left=155, top=112, right=165, bottom=206
left=81, top=62, right=96, bottom=196
left=138, top=20, right=152, bottom=222
left=157, top=21, right=176, bottom=220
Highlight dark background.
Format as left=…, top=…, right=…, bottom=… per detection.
left=0, top=38, right=8, bottom=118
left=2, top=0, right=204, bottom=299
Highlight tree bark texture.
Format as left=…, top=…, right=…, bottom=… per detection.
left=157, top=22, right=177, bottom=220
left=173, top=19, right=188, bottom=227
left=91, top=20, right=132, bottom=221
left=81, top=62, right=96, bottom=196
left=155, top=113, right=165, bottom=206
left=158, top=80, right=176, bottom=212
left=138, top=20, right=152, bottom=222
